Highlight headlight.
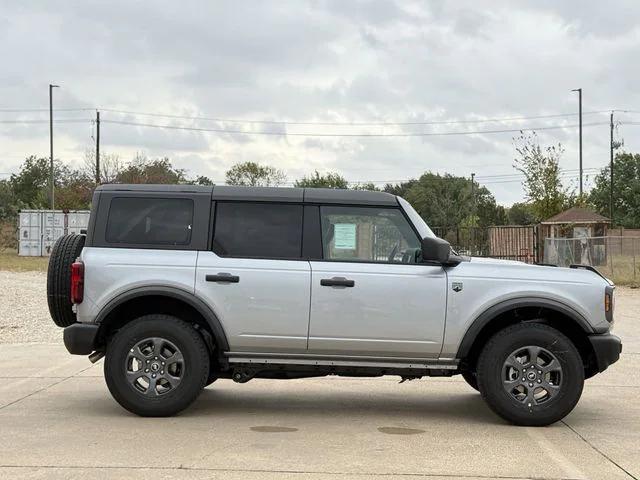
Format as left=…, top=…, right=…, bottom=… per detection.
left=605, top=286, right=615, bottom=323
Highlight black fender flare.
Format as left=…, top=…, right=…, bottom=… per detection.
left=455, top=297, right=595, bottom=359
left=95, top=286, right=229, bottom=352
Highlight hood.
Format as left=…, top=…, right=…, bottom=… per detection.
left=450, top=256, right=610, bottom=286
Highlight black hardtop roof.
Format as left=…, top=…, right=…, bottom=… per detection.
left=96, top=184, right=397, bottom=206
left=96, top=184, right=214, bottom=193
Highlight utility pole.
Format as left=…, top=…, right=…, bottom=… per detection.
left=95, top=110, right=100, bottom=184
left=49, top=84, right=59, bottom=210
left=610, top=111, right=614, bottom=224
left=471, top=173, right=476, bottom=255
left=471, top=173, right=476, bottom=215
left=572, top=88, right=583, bottom=196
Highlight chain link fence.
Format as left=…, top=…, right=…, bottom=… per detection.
left=543, top=236, right=640, bottom=283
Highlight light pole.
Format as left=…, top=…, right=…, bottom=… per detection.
left=49, top=84, right=59, bottom=210
left=571, top=88, right=583, bottom=196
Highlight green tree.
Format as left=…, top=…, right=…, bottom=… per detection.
left=9, top=156, right=74, bottom=208
left=590, top=152, right=640, bottom=227
left=506, top=202, right=537, bottom=225
left=55, top=173, right=95, bottom=210
left=513, top=132, right=570, bottom=221
left=193, top=175, right=214, bottom=186
left=225, top=161, right=286, bottom=187
left=294, top=171, right=348, bottom=189
left=116, top=155, right=187, bottom=184
left=351, top=182, right=380, bottom=191
left=383, top=180, right=418, bottom=197
left=391, top=172, right=504, bottom=229
left=0, top=180, right=21, bottom=221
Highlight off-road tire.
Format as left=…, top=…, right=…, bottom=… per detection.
left=477, top=323, right=584, bottom=426
left=461, top=370, right=479, bottom=391
left=104, top=315, right=210, bottom=417
left=46, top=233, right=85, bottom=327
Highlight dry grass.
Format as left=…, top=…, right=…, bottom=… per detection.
left=596, top=256, right=640, bottom=287
left=0, top=249, right=49, bottom=272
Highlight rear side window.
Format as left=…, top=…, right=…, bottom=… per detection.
left=213, top=202, right=303, bottom=259
left=106, top=197, right=193, bottom=245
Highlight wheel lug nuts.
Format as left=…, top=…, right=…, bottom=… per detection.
left=529, top=383, right=533, bottom=387
left=161, top=362, right=165, bottom=365
left=145, top=369, right=149, bottom=372
left=152, top=374, right=156, bottom=378
left=154, top=357, right=158, bottom=360
left=522, top=378, right=525, bottom=381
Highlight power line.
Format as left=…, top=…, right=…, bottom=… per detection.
left=101, top=119, right=609, bottom=137
left=0, top=107, right=94, bottom=113
left=0, top=119, right=92, bottom=124
left=97, top=108, right=613, bottom=126
left=1, top=106, right=620, bottom=126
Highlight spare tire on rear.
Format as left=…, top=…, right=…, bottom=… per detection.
left=47, top=233, right=85, bottom=328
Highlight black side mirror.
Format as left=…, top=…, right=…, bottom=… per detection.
left=421, top=236, right=451, bottom=264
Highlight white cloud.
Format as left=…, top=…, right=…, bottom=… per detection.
left=0, top=0, right=638, bottom=203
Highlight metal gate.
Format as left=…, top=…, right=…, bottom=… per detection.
left=487, top=225, right=538, bottom=263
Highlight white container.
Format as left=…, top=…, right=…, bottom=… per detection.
left=17, top=210, right=90, bottom=256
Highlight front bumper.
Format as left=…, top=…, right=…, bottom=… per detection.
left=63, top=323, right=98, bottom=355
left=588, top=333, right=622, bottom=373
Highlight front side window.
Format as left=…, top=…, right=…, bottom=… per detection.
left=106, top=197, right=193, bottom=245
left=213, top=202, right=303, bottom=259
left=320, top=206, right=421, bottom=263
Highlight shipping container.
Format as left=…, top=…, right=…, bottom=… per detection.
left=17, top=210, right=90, bottom=256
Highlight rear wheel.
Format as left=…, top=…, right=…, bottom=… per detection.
left=477, top=323, right=584, bottom=426
left=46, top=233, right=85, bottom=327
left=104, top=315, right=209, bottom=416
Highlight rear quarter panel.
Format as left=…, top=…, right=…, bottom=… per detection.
left=76, top=247, right=197, bottom=323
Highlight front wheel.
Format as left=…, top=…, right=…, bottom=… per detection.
left=461, top=370, right=479, bottom=391
left=104, top=314, right=210, bottom=416
left=476, top=323, right=584, bottom=426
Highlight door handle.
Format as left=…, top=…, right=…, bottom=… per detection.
left=320, top=277, right=355, bottom=287
left=206, top=273, right=240, bottom=283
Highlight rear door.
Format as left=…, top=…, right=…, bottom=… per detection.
left=308, top=205, right=447, bottom=358
left=195, top=201, right=311, bottom=354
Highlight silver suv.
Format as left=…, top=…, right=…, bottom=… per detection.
left=47, top=184, right=621, bottom=425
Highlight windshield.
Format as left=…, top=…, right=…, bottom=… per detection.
left=397, top=196, right=436, bottom=239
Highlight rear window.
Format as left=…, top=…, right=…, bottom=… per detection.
left=213, top=202, right=303, bottom=259
left=106, top=197, right=193, bottom=245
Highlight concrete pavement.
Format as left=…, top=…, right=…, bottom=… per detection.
left=0, top=288, right=638, bottom=479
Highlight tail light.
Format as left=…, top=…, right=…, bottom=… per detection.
left=70, top=261, right=84, bottom=304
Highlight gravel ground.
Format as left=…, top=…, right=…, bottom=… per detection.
left=0, top=270, right=60, bottom=343
left=0, top=270, right=637, bottom=344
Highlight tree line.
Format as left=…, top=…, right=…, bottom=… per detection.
left=1, top=133, right=639, bottom=239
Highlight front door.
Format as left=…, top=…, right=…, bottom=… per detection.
left=308, top=205, right=447, bottom=358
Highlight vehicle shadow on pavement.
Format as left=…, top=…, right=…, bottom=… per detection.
left=189, top=388, right=498, bottom=423
left=62, top=379, right=502, bottom=425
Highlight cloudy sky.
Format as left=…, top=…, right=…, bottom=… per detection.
left=1, top=0, right=639, bottom=204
